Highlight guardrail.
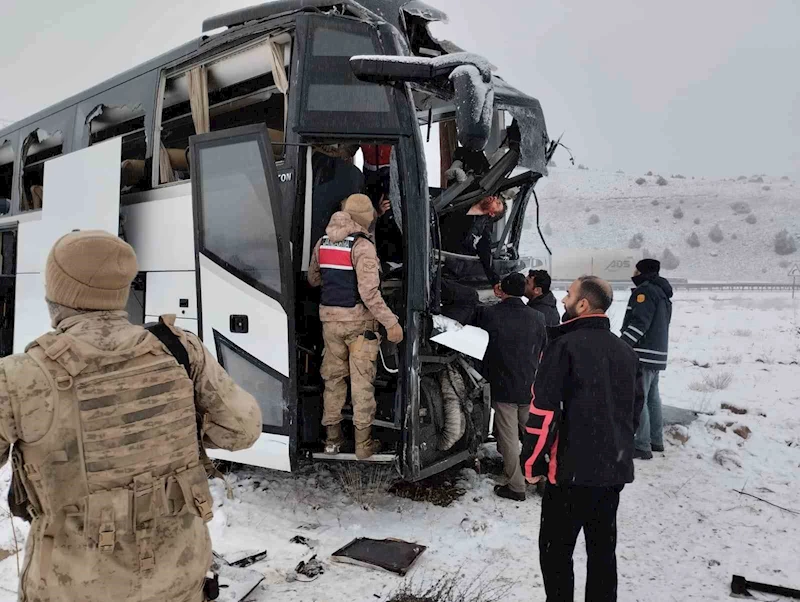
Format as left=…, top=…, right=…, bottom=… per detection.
left=551, top=280, right=797, bottom=292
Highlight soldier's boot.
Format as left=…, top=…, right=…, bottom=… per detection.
left=355, top=427, right=382, bottom=460
left=324, top=423, right=345, bottom=455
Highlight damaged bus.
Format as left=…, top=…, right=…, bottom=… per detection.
left=0, top=0, right=551, bottom=481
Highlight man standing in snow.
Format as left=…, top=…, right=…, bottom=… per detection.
left=621, top=258, right=674, bottom=460
left=525, top=269, right=561, bottom=326
left=473, top=272, right=547, bottom=501
left=523, top=276, right=643, bottom=602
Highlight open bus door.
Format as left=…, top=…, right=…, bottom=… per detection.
left=188, top=124, right=296, bottom=472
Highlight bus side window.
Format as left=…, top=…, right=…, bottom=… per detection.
left=20, top=128, right=64, bottom=212
left=86, top=104, right=147, bottom=194
left=157, top=36, right=290, bottom=185
left=0, top=139, right=13, bottom=216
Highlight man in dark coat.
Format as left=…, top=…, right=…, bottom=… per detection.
left=620, top=258, right=674, bottom=460
left=525, top=269, right=561, bottom=326
left=523, top=276, right=644, bottom=602
left=474, top=272, right=547, bottom=501
left=439, top=195, right=505, bottom=285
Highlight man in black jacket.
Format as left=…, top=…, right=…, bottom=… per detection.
left=525, top=269, right=561, bottom=326
left=474, top=272, right=547, bottom=501
left=621, top=258, right=674, bottom=460
left=439, top=195, right=505, bottom=285
left=523, top=275, right=644, bottom=602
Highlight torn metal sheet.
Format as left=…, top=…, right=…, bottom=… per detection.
left=431, top=315, right=488, bottom=361
left=216, top=563, right=265, bottom=602
left=331, top=538, right=426, bottom=576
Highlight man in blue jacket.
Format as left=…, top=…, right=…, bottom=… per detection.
left=620, top=259, right=673, bottom=460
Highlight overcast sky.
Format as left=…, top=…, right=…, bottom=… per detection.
left=1, top=0, right=797, bottom=176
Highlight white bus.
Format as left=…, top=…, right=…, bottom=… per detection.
left=0, top=0, right=552, bottom=481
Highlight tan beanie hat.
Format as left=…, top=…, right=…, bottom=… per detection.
left=45, top=230, right=138, bottom=310
left=341, top=194, right=376, bottom=230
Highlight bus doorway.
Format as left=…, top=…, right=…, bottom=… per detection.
left=0, top=227, right=16, bottom=358
left=296, top=142, right=406, bottom=462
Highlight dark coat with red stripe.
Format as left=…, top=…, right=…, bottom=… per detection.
left=522, top=315, right=645, bottom=487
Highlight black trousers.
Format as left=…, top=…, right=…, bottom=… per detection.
left=539, top=484, right=623, bottom=602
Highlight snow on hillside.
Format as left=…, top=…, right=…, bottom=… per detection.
left=521, top=168, right=800, bottom=282
left=1, top=290, right=797, bottom=602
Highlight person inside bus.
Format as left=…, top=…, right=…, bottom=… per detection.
left=310, top=144, right=363, bottom=252
left=439, top=195, right=505, bottom=285
left=307, top=194, right=404, bottom=460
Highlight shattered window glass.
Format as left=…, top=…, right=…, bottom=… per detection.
left=20, top=128, right=64, bottom=212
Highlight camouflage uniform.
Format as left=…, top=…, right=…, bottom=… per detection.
left=0, top=311, right=262, bottom=602
left=308, top=211, right=398, bottom=432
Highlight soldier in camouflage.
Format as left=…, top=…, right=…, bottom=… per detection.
left=0, top=230, right=262, bottom=602
left=308, top=194, right=403, bottom=460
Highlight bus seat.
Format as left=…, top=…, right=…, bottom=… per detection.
left=121, top=160, right=146, bottom=187
left=30, top=185, right=43, bottom=210
left=164, top=148, right=190, bottom=171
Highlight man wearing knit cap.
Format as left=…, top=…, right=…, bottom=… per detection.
left=473, top=272, right=547, bottom=501
left=0, top=230, right=262, bottom=602
left=621, top=258, right=674, bottom=460
left=308, top=194, right=403, bottom=460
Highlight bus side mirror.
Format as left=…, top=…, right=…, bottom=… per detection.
left=351, top=54, right=494, bottom=151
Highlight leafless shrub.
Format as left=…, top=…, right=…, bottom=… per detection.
left=673, top=207, right=684, bottom=219
left=714, top=449, right=742, bottom=469
left=389, top=572, right=512, bottom=602
left=709, top=224, right=724, bottom=243
left=338, top=465, right=395, bottom=509
left=635, top=177, right=646, bottom=185
left=694, top=217, right=701, bottom=225
left=672, top=174, right=686, bottom=179
left=588, top=214, right=600, bottom=225
left=745, top=214, right=757, bottom=225
left=775, top=230, right=798, bottom=255
left=781, top=175, right=790, bottom=181
left=661, top=248, right=680, bottom=270
left=628, top=233, right=645, bottom=249
left=737, top=176, right=747, bottom=181
left=720, top=354, right=742, bottom=365
left=733, top=329, right=752, bottom=337
left=705, top=372, right=733, bottom=390
left=651, top=199, right=660, bottom=206
left=686, top=232, right=701, bottom=248
left=656, top=175, right=668, bottom=186
left=779, top=259, right=790, bottom=268
left=689, top=380, right=710, bottom=392
left=543, top=223, right=553, bottom=236
left=762, top=185, right=771, bottom=191
left=577, top=164, right=588, bottom=170
left=749, top=176, right=764, bottom=183
left=641, top=248, right=656, bottom=260
left=655, top=218, right=660, bottom=223
left=732, top=233, right=738, bottom=240
left=730, top=201, right=751, bottom=215
left=646, top=171, right=654, bottom=176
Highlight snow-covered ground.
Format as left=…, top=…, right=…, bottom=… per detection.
left=1, top=289, right=798, bottom=602
left=521, top=168, right=800, bottom=282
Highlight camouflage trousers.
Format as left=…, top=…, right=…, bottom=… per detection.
left=320, top=320, right=381, bottom=430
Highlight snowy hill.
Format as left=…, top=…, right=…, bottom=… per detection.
left=520, top=168, right=800, bottom=282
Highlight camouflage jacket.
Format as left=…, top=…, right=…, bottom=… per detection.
left=308, top=211, right=399, bottom=329
left=0, top=311, right=261, bottom=602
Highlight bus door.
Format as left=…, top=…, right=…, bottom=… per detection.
left=189, top=124, right=296, bottom=472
